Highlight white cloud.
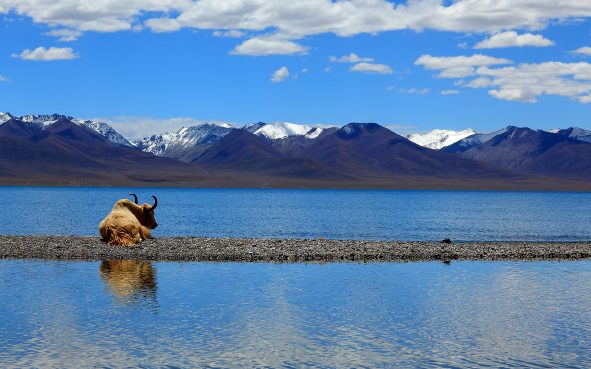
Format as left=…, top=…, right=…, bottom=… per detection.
left=330, top=53, right=374, bottom=63
left=572, top=46, right=591, bottom=56
left=474, top=31, right=555, bottom=49
left=0, top=75, right=12, bottom=84
left=488, top=89, right=537, bottom=103
left=436, top=66, right=476, bottom=78
left=325, top=66, right=331, bottom=72
left=44, top=29, right=82, bottom=41
left=385, top=124, right=420, bottom=134
left=144, top=17, right=182, bottom=33
left=11, top=47, right=79, bottom=61
left=441, top=90, right=459, bottom=95
left=4, top=0, right=591, bottom=56
left=213, top=29, right=246, bottom=38
left=349, top=62, right=393, bottom=74
left=230, top=37, right=309, bottom=56
left=400, top=88, right=430, bottom=95
left=418, top=56, right=591, bottom=103
left=415, top=54, right=514, bottom=70
left=302, top=68, right=307, bottom=73
left=271, top=66, right=289, bottom=82
left=385, top=86, right=395, bottom=90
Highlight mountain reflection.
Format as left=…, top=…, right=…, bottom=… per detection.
left=99, top=260, right=158, bottom=312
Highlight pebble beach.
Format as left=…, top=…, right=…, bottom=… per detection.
left=1, top=235, right=591, bottom=262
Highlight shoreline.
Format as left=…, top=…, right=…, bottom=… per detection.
left=1, top=235, right=591, bottom=262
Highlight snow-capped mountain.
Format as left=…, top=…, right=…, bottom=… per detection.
left=243, top=122, right=267, bottom=133
left=1, top=112, right=64, bottom=130
left=404, top=128, right=476, bottom=150
left=439, top=126, right=515, bottom=154
left=73, top=119, right=134, bottom=147
left=0, top=112, right=134, bottom=147
left=131, top=122, right=235, bottom=156
left=252, top=121, right=326, bottom=141
left=548, top=127, right=591, bottom=143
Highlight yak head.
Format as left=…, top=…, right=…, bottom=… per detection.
left=129, top=193, right=158, bottom=229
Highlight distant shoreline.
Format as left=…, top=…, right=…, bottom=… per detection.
left=1, top=235, right=591, bottom=262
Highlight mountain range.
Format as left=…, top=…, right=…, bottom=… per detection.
left=1, top=112, right=590, bottom=190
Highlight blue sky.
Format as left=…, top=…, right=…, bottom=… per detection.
left=1, top=0, right=591, bottom=139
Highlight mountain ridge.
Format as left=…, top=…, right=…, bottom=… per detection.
left=1, top=112, right=591, bottom=190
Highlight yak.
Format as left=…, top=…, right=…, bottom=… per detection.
left=99, top=193, right=158, bottom=246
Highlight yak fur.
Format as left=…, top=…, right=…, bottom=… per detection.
left=99, top=198, right=158, bottom=246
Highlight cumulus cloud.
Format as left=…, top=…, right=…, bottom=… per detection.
left=11, top=47, right=79, bottom=61
left=572, top=46, right=591, bottom=56
left=349, top=62, right=393, bottom=74
left=271, top=66, right=289, bottom=82
left=4, top=0, right=591, bottom=56
left=417, top=55, right=591, bottom=103
left=44, top=29, right=82, bottom=41
left=0, top=75, right=12, bottom=84
left=330, top=53, right=374, bottom=63
left=213, top=30, right=246, bottom=38
left=144, top=17, right=182, bottom=33
left=415, top=54, right=514, bottom=78
left=473, top=31, right=555, bottom=49
left=230, top=37, right=309, bottom=56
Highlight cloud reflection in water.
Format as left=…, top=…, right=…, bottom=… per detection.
left=1, top=260, right=591, bottom=367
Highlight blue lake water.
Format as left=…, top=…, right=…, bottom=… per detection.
left=2, top=259, right=591, bottom=368
left=2, top=187, right=591, bottom=367
left=1, top=186, right=591, bottom=242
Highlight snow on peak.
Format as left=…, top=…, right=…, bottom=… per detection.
left=131, top=122, right=235, bottom=155
left=20, top=114, right=72, bottom=129
left=253, top=121, right=321, bottom=141
left=72, top=118, right=134, bottom=147
left=0, top=112, right=14, bottom=124
left=405, top=128, right=476, bottom=150
left=548, top=127, right=591, bottom=143
left=446, top=126, right=514, bottom=150
left=243, top=122, right=267, bottom=133
left=0, top=112, right=133, bottom=147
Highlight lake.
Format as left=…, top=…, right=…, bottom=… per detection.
left=2, top=259, right=591, bottom=368
left=2, top=187, right=591, bottom=368
left=1, top=186, right=591, bottom=242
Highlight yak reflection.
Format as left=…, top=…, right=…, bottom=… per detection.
left=99, top=260, right=158, bottom=313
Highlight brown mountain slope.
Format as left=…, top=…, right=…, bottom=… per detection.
left=0, top=135, right=110, bottom=182
left=192, top=129, right=285, bottom=165
left=460, top=127, right=591, bottom=181
left=297, top=123, right=527, bottom=181
left=1, top=118, right=590, bottom=190
left=0, top=119, right=41, bottom=138
left=270, top=127, right=340, bottom=157
left=0, top=118, right=218, bottom=186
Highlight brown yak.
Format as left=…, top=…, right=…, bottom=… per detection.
left=99, top=193, right=158, bottom=246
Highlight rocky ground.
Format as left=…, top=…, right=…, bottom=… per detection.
left=1, top=235, right=591, bottom=263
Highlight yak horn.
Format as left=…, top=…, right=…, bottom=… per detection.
left=128, top=193, right=138, bottom=204
left=150, top=195, right=158, bottom=210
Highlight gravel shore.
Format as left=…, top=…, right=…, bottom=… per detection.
left=1, top=235, right=591, bottom=262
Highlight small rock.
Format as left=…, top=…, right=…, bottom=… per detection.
left=441, top=238, right=452, bottom=244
